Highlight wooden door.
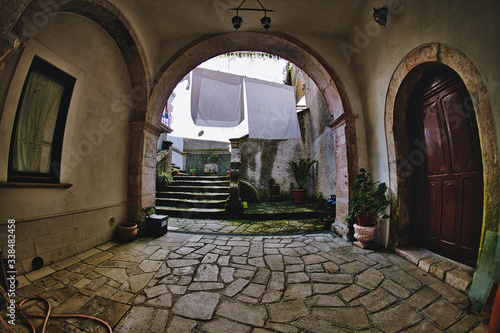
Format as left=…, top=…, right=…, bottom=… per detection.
left=407, top=67, right=483, bottom=267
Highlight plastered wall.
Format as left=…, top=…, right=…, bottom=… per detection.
left=349, top=0, right=500, bottom=188
left=0, top=13, right=132, bottom=274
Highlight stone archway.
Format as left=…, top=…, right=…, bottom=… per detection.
left=385, top=43, right=500, bottom=249
left=148, top=32, right=358, bottom=234
left=0, top=0, right=153, bottom=221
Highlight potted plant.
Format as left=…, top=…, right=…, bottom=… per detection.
left=287, top=158, right=317, bottom=203
left=347, top=168, right=389, bottom=248
left=190, top=168, right=197, bottom=176
left=156, top=172, right=173, bottom=187
left=172, top=168, right=179, bottom=176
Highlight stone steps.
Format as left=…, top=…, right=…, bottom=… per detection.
left=156, top=197, right=227, bottom=209
left=156, top=205, right=226, bottom=218
left=156, top=191, right=229, bottom=200
left=173, top=180, right=230, bottom=187
left=395, top=247, right=474, bottom=293
left=155, top=175, right=230, bottom=218
left=165, top=185, right=230, bottom=194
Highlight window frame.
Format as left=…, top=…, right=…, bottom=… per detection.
left=8, top=56, right=76, bottom=183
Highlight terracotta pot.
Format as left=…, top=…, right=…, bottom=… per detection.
left=357, top=213, right=375, bottom=226
left=353, top=223, right=376, bottom=249
left=117, top=222, right=139, bottom=242
left=226, top=171, right=231, bottom=176
left=291, top=189, right=308, bottom=203
left=172, top=170, right=179, bottom=176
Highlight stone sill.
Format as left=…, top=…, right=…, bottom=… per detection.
left=395, top=246, right=474, bottom=293
left=0, top=181, right=73, bottom=189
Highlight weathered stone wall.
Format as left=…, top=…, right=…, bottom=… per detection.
left=238, top=74, right=336, bottom=202
left=0, top=13, right=131, bottom=274
left=183, top=138, right=231, bottom=176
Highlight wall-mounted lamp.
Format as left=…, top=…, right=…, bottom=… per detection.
left=229, top=0, right=275, bottom=31
left=373, top=7, right=388, bottom=27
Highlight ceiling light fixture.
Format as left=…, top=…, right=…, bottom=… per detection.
left=373, top=7, right=389, bottom=27
left=229, top=0, right=275, bottom=31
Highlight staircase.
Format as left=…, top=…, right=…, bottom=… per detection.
left=156, top=175, right=230, bottom=218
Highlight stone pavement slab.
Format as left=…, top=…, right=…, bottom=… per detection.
left=9, top=226, right=490, bottom=332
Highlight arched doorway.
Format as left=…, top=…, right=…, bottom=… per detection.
left=148, top=32, right=358, bottom=232
left=407, top=66, right=483, bottom=267
left=385, top=43, right=499, bottom=266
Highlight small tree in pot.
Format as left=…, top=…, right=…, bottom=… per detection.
left=288, top=158, right=317, bottom=203
left=347, top=168, right=389, bottom=248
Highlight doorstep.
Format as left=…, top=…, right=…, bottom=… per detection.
left=395, top=247, right=474, bottom=293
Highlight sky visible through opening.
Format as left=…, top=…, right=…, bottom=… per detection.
left=169, top=53, right=295, bottom=142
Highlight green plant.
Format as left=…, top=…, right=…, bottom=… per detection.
left=189, top=168, right=197, bottom=174
left=287, top=158, right=317, bottom=189
left=205, top=153, right=219, bottom=164
left=156, top=172, right=173, bottom=186
left=346, top=168, right=390, bottom=225
left=315, top=192, right=327, bottom=210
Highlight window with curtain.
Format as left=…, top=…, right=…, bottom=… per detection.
left=9, top=56, right=76, bottom=183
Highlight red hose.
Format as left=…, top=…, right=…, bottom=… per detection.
left=0, top=250, right=112, bottom=333
left=1, top=291, right=113, bottom=332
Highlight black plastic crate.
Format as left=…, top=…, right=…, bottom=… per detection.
left=146, top=214, right=168, bottom=237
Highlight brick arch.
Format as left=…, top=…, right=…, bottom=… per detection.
left=2, top=0, right=150, bottom=120
left=385, top=43, right=499, bottom=248
left=149, top=32, right=358, bottom=230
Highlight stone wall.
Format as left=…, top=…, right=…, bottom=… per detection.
left=183, top=138, right=231, bottom=176
left=237, top=72, right=336, bottom=202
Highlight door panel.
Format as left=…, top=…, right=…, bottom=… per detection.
left=422, top=101, right=449, bottom=175
left=461, top=178, right=482, bottom=249
left=407, top=67, right=483, bottom=267
left=441, top=179, right=459, bottom=243
left=424, top=180, right=440, bottom=239
left=441, top=90, right=476, bottom=173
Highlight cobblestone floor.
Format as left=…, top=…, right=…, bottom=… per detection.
left=5, top=229, right=490, bottom=332
left=169, top=217, right=327, bottom=234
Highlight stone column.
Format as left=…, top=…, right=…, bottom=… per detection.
left=128, top=121, right=162, bottom=222
left=226, top=138, right=243, bottom=214
left=329, top=114, right=358, bottom=240
left=167, top=141, right=173, bottom=173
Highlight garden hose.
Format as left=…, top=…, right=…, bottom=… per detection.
left=0, top=252, right=113, bottom=332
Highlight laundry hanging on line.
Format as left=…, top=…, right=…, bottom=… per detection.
left=245, top=77, right=300, bottom=140
left=190, top=67, right=300, bottom=139
left=190, top=67, right=245, bottom=127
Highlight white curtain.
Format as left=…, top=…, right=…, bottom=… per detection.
left=191, top=68, right=245, bottom=127
left=12, top=71, right=65, bottom=173
left=245, top=77, right=300, bottom=139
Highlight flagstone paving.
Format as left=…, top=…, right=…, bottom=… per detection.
left=7, top=230, right=490, bottom=332
left=168, top=217, right=327, bottom=234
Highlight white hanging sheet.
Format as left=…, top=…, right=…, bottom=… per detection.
left=245, top=77, right=300, bottom=139
left=190, top=67, right=244, bottom=127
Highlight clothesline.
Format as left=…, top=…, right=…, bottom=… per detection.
left=196, top=66, right=285, bottom=85
left=190, top=67, right=300, bottom=140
